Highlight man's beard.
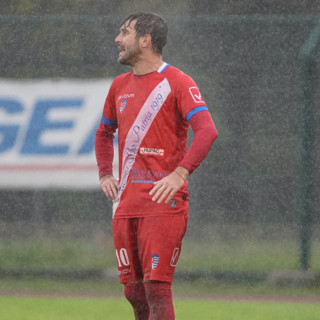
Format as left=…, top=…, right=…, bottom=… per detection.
left=118, top=43, right=142, bottom=66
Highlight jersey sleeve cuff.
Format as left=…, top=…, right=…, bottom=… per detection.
left=177, top=162, right=196, bottom=175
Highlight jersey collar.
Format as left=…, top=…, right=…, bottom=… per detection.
left=157, top=62, right=170, bottom=74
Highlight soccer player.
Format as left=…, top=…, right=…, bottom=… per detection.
left=95, top=12, right=218, bottom=320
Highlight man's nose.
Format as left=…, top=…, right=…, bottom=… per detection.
left=115, top=33, right=121, bottom=44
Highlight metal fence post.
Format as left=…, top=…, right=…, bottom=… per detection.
left=298, top=21, right=320, bottom=270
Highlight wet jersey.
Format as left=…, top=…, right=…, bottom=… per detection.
left=100, top=63, right=209, bottom=218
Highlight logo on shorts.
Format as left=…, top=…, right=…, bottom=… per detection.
left=151, top=254, right=160, bottom=270
left=170, top=248, right=180, bottom=267
left=119, top=268, right=131, bottom=275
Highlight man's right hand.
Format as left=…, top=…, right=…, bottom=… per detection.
left=100, top=175, right=119, bottom=200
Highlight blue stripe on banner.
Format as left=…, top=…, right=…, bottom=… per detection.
left=102, top=114, right=117, bottom=126
left=186, top=106, right=208, bottom=121
left=159, top=64, right=170, bottom=74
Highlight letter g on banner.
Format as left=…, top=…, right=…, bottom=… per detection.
left=0, top=99, right=23, bottom=153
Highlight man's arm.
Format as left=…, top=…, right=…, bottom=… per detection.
left=95, top=121, right=119, bottom=200
left=178, top=110, right=218, bottom=173
left=149, top=110, right=218, bottom=204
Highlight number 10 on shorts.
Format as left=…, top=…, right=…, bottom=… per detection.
left=116, top=248, right=130, bottom=267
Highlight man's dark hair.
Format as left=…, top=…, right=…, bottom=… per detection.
left=122, top=12, right=168, bottom=54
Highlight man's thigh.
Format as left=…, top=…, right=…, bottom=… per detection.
left=139, top=214, right=188, bottom=283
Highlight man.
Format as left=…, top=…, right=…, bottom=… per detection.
left=95, top=12, right=218, bottom=320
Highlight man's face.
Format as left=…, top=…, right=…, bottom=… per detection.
left=115, top=19, right=142, bottom=66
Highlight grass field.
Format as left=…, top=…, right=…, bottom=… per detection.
left=2, top=278, right=320, bottom=297
left=1, top=222, right=320, bottom=271
left=1, top=222, right=320, bottom=319
left=1, top=296, right=320, bottom=320
left=1, top=278, right=320, bottom=320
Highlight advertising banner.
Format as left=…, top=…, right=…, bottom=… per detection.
left=0, top=79, right=118, bottom=189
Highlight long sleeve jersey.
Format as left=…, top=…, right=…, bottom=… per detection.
left=95, top=63, right=218, bottom=218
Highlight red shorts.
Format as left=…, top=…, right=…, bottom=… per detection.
left=112, top=213, right=188, bottom=284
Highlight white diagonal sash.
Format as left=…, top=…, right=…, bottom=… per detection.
left=113, top=78, right=171, bottom=217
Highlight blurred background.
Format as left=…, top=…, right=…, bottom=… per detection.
left=1, top=0, right=320, bottom=293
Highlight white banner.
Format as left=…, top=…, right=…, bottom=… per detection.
left=0, top=79, right=118, bottom=189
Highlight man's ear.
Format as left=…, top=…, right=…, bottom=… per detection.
left=140, top=34, right=152, bottom=48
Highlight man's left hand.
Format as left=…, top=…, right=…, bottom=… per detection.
left=149, top=166, right=189, bottom=204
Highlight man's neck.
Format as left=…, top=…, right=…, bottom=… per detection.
left=132, top=56, right=164, bottom=75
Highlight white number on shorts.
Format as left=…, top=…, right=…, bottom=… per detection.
left=115, top=248, right=130, bottom=267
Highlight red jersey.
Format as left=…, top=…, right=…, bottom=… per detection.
left=98, top=63, right=212, bottom=218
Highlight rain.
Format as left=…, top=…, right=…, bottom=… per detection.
left=0, top=1, right=320, bottom=319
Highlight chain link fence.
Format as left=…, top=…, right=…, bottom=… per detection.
left=1, top=14, right=320, bottom=279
